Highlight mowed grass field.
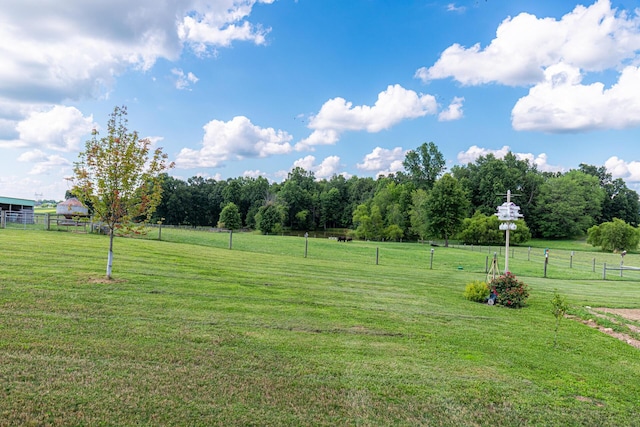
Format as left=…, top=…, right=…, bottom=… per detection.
left=1, top=229, right=639, bottom=426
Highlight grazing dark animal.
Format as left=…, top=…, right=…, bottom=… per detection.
left=337, top=236, right=346, bottom=242
left=346, top=237, right=352, bottom=242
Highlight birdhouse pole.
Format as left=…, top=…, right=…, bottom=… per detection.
left=495, top=190, right=523, bottom=274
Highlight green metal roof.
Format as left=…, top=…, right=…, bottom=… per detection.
left=0, top=196, right=35, bottom=207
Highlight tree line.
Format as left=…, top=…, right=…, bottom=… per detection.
left=152, top=142, right=640, bottom=245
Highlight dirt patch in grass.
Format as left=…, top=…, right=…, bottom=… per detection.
left=572, top=308, right=640, bottom=349
left=596, top=308, right=640, bottom=322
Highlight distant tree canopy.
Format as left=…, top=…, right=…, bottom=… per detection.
left=151, top=143, right=640, bottom=244
left=402, top=141, right=445, bottom=190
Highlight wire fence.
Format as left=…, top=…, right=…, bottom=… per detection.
left=3, top=213, right=639, bottom=281
left=0, top=211, right=92, bottom=232
left=444, top=241, right=640, bottom=281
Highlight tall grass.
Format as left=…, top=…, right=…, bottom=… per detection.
left=0, top=229, right=639, bottom=426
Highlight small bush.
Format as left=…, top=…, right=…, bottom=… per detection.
left=490, top=272, right=529, bottom=308
left=464, top=280, right=490, bottom=303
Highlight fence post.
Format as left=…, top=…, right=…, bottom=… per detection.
left=570, top=251, right=574, bottom=269
left=376, top=247, right=379, bottom=265
left=592, top=258, right=596, bottom=273
left=620, top=260, right=623, bottom=278
left=304, top=232, right=308, bottom=258
left=430, top=248, right=434, bottom=270
left=528, top=246, right=531, bottom=261
left=485, top=256, right=489, bottom=274
left=603, top=262, right=606, bottom=280
left=229, top=230, right=233, bottom=250
left=544, top=252, right=548, bottom=278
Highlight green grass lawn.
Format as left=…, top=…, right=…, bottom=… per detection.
left=1, top=229, right=639, bottom=426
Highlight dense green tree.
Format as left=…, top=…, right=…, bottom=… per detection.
left=402, top=142, right=445, bottom=190
left=255, top=201, right=285, bottom=234
left=532, top=171, right=605, bottom=238
left=322, top=174, right=352, bottom=228
left=579, top=164, right=640, bottom=226
left=240, top=176, right=270, bottom=228
left=385, top=224, right=404, bottom=241
left=218, top=202, right=242, bottom=230
left=451, top=153, right=542, bottom=233
left=409, top=189, right=429, bottom=242
left=369, top=205, right=385, bottom=240
left=186, top=176, right=218, bottom=226
left=423, top=174, right=469, bottom=246
left=458, top=212, right=503, bottom=245
left=320, top=187, right=342, bottom=229
left=278, top=167, right=318, bottom=230
left=458, top=212, right=531, bottom=245
left=155, top=174, right=191, bottom=225
left=352, top=203, right=384, bottom=240
left=587, top=218, right=640, bottom=252
left=370, top=181, right=413, bottom=239
left=352, top=204, right=372, bottom=240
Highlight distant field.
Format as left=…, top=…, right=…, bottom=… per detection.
left=0, top=228, right=639, bottom=425
left=34, top=206, right=57, bottom=214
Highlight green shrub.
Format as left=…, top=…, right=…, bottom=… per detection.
left=464, top=280, right=490, bottom=303
left=490, top=272, right=529, bottom=308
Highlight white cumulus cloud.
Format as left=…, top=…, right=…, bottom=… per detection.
left=605, top=156, right=640, bottom=183
left=357, top=147, right=406, bottom=176
left=292, top=155, right=342, bottom=179
left=512, top=64, right=640, bottom=132
left=175, top=116, right=293, bottom=168
left=417, top=0, right=640, bottom=87
left=457, top=145, right=562, bottom=173
left=0, top=0, right=275, bottom=104
left=178, top=0, right=274, bottom=55
left=14, top=106, right=96, bottom=152
left=296, top=85, right=437, bottom=150
left=438, top=97, right=465, bottom=122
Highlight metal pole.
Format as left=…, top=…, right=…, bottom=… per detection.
left=570, top=251, right=574, bottom=269
left=485, top=256, right=489, bottom=274
left=376, top=247, right=379, bottom=265
left=430, top=248, right=434, bottom=270
left=593, top=257, right=596, bottom=273
left=304, top=233, right=308, bottom=258
left=229, top=229, right=233, bottom=250
left=528, top=246, right=531, bottom=261
left=504, top=190, right=510, bottom=273
left=544, top=252, right=548, bottom=278
left=603, top=262, right=606, bottom=280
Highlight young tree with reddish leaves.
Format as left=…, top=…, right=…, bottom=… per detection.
left=70, top=106, right=174, bottom=279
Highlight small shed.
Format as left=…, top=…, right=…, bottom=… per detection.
left=0, top=196, right=35, bottom=213
left=56, top=197, right=89, bottom=219
left=0, top=196, right=35, bottom=225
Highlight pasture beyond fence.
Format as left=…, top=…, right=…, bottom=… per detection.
left=2, top=214, right=639, bottom=282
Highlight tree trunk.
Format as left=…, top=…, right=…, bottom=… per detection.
left=106, top=228, right=114, bottom=279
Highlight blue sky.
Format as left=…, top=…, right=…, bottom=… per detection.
left=1, top=0, right=640, bottom=200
